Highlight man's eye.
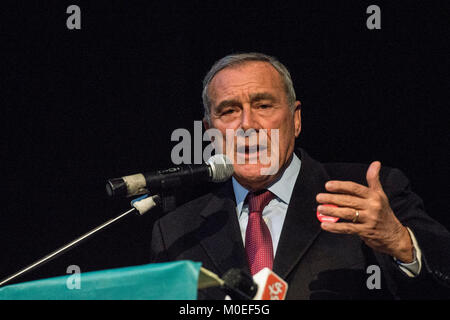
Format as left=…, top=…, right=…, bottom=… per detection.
left=222, top=109, right=234, bottom=115
left=258, top=104, right=272, bottom=109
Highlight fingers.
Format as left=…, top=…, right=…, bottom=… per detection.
left=316, top=193, right=365, bottom=209
left=325, top=180, right=370, bottom=198
left=320, top=221, right=360, bottom=235
left=318, top=162, right=385, bottom=238
left=319, top=161, right=385, bottom=211
left=366, top=161, right=382, bottom=191
left=317, top=205, right=363, bottom=222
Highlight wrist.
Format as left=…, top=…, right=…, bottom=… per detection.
left=393, top=226, right=414, bottom=263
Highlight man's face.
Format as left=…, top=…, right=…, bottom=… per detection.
left=204, top=61, right=301, bottom=191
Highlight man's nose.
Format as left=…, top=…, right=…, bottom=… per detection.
left=240, top=106, right=258, bottom=131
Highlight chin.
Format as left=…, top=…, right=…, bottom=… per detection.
left=233, top=163, right=280, bottom=191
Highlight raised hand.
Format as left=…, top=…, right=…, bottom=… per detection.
left=316, top=161, right=414, bottom=263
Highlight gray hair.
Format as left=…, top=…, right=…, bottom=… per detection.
left=202, top=52, right=297, bottom=122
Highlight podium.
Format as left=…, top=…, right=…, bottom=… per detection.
left=0, top=260, right=201, bottom=300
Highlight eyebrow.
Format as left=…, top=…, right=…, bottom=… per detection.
left=249, top=92, right=277, bottom=103
left=214, top=92, right=277, bottom=112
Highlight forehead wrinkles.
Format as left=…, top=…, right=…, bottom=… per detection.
left=217, top=83, right=273, bottom=101
left=208, top=62, right=284, bottom=105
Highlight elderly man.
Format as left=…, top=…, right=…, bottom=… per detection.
left=151, top=53, right=450, bottom=299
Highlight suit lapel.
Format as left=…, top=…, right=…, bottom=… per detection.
left=273, top=149, right=330, bottom=279
left=197, top=182, right=250, bottom=276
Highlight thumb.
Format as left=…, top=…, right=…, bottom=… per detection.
left=366, top=161, right=382, bottom=190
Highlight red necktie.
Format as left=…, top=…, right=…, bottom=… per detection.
left=245, top=190, right=275, bottom=275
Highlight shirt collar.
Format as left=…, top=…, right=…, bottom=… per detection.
left=232, top=153, right=301, bottom=216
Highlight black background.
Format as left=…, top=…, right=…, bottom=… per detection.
left=0, top=1, right=448, bottom=285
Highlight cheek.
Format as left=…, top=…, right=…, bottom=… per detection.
left=280, top=123, right=295, bottom=147
left=268, top=116, right=295, bottom=148
left=207, top=125, right=236, bottom=157
left=210, top=120, right=240, bottom=138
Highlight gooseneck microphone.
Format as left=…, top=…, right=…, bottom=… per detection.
left=1, top=156, right=233, bottom=288
left=106, top=154, right=234, bottom=198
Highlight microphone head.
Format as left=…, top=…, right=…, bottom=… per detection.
left=206, top=154, right=234, bottom=182
left=106, top=178, right=128, bottom=198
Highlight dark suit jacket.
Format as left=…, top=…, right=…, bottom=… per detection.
left=150, top=148, right=450, bottom=299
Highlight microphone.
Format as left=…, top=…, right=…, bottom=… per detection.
left=222, top=268, right=258, bottom=300
left=105, top=154, right=234, bottom=198
left=221, top=268, right=288, bottom=300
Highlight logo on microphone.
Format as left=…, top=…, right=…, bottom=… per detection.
left=261, top=273, right=287, bottom=300
left=267, top=281, right=284, bottom=300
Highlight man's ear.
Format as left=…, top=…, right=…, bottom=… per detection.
left=293, top=101, right=302, bottom=137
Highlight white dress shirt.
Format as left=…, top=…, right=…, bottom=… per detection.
left=232, top=153, right=301, bottom=254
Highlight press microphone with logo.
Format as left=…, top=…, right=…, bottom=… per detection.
left=105, top=154, right=234, bottom=198
left=222, top=268, right=288, bottom=300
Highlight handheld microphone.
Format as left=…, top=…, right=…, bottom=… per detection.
left=106, top=154, right=233, bottom=198
left=222, top=268, right=258, bottom=300
left=221, top=268, right=288, bottom=300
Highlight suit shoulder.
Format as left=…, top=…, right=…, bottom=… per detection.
left=163, top=191, right=214, bottom=220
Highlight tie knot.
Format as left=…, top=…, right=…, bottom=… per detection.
left=247, top=189, right=274, bottom=213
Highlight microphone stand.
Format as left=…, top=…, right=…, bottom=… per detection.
left=0, top=194, right=161, bottom=287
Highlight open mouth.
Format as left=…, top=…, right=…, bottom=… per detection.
left=235, top=144, right=269, bottom=164
left=236, top=144, right=267, bottom=154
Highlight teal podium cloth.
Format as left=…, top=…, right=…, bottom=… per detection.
left=0, top=260, right=201, bottom=300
